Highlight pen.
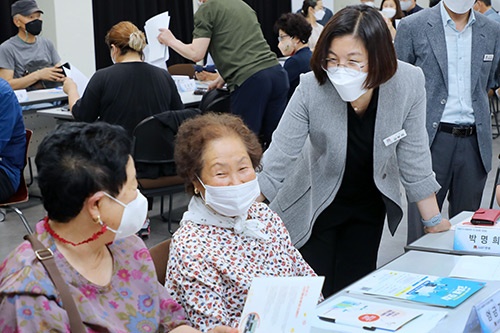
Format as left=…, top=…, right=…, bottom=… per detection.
left=318, top=316, right=377, bottom=331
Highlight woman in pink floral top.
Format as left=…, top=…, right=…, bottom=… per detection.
left=168, top=113, right=318, bottom=332
left=0, top=122, right=237, bottom=333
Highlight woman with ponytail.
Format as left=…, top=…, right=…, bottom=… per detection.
left=63, top=21, right=183, bottom=136
left=300, top=0, right=324, bottom=50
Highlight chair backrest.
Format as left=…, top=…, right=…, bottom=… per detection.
left=149, top=238, right=171, bottom=284
left=199, top=88, right=231, bottom=114
left=132, top=108, right=201, bottom=179
left=167, top=64, right=195, bottom=78
left=0, top=129, right=32, bottom=205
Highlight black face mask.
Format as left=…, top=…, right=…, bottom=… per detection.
left=25, top=19, right=42, bottom=36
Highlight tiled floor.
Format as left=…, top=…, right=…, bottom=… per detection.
left=1, top=135, right=500, bottom=268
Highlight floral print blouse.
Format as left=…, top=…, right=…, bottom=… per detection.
left=0, top=221, right=189, bottom=332
left=166, top=201, right=318, bottom=332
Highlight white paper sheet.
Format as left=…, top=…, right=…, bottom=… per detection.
left=313, top=297, right=447, bottom=333
left=144, top=11, right=170, bottom=68
left=62, top=63, right=89, bottom=97
left=239, top=276, right=324, bottom=333
left=450, top=255, right=500, bottom=281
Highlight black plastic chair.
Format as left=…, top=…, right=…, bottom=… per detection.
left=132, top=108, right=201, bottom=234
left=199, top=88, right=231, bottom=114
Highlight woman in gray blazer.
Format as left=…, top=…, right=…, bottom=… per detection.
left=258, top=5, right=450, bottom=297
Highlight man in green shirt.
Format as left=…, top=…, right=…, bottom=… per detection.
left=158, top=0, right=289, bottom=147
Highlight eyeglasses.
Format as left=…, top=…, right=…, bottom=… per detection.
left=278, top=34, right=291, bottom=42
left=324, top=58, right=367, bottom=74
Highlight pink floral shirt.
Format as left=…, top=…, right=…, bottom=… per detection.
left=166, top=201, right=317, bottom=332
left=0, top=221, right=189, bottom=332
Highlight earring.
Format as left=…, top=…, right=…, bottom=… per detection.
left=194, top=188, right=199, bottom=195
left=93, top=215, right=102, bottom=225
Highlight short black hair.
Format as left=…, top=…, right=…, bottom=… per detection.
left=274, top=13, right=313, bottom=44
left=311, top=5, right=397, bottom=88
left=35, top=122, right=131, bottom=222
left=477, top=0, right=492, bottom=6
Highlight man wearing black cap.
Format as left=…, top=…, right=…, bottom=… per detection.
left=0, top=0, right=64, bottom=90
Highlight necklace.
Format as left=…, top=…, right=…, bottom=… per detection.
left=44, top=217, right=107, bottom=246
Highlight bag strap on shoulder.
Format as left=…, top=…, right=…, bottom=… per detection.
left=24, top=234, right=87, bottom=333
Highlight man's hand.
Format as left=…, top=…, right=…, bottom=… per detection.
left=208, top=75, right=225, bottom=90
left=158, top=28, right=176, bottom=46
left=36, top=66, right=65, bottom=82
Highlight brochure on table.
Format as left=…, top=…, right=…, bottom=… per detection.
left=238, top=276, right=324, bottom=333
left=314, top=296, right=448, bottom=333
left=347, top=270, right=485, bottom=308
left=318, top=295, right=423, bottom=331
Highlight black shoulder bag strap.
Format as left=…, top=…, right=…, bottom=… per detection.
left=24, top=234, right=87, bottom=333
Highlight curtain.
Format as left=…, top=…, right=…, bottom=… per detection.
left=243, top=1, right=292, bottom=56
left=0, top=1, right=20, bottom=45
left=91, top=0, right=194, bottom=69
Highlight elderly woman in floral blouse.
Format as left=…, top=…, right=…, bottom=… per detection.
left=167, top=113, right=318, bottom=332
left=0, top=122, right=236, bottom=333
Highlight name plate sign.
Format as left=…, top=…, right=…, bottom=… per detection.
left=464, top=289, right=500, bottom=333
left=454, top=222, right=500, bottom=254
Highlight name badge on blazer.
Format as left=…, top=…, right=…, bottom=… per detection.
left=484, top=54, right=494, bottom=62
left=383, top=129, right=407, bottom=146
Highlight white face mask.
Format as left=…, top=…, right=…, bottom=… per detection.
left=363, top=1, right=376, bottom=7
left=325, top=67, right=368, bottom=102
left=314, top=9, right=326, bottom=20
left=103, top=189, right=148, bottom=239
left=197, top=176, right=260, bottom=217
left=400, top=0, right=412, bottom=11
left=278, top=39, right=294, bottom=56
left=197, top=0, right=205, bottom=6
left=443, top=0, right=474, bottom=14
left=381, top=7, right=397, bottom=18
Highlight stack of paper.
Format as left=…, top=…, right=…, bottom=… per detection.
left=144, top=11, right=170, bottom=70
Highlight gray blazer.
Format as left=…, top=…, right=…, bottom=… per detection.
left=258, top=61, right=441, bottom=248
left=394, top=5, right=500, bottom=173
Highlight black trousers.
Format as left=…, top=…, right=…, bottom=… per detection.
left=0, top=168, right=15, bottom=202
left=299, top=196, right=386, bottom=298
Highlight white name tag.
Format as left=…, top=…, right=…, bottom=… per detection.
left=383, top=129, right=407, bottom=146
left=464, top=290, right=500, bottom=333
left=484, top=54, right=494, bottom=62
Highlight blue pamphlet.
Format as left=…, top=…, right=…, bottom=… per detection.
left=348, top=270, right=485, bottom=308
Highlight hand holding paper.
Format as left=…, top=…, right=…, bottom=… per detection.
left=157, top=28, right=176, bottom=46
left=144, top=11, right=170, bottom=69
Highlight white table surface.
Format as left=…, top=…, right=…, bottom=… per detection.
left=311, top=250, right=497, bottom=333
left=21, top=88, right=68, bottom=106
left=36, top=91, right=203, bottom=120
left=403, top=211, right=500, bottom=256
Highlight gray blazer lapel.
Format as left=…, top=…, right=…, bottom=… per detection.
left=471, top=19, right=488, bottom=91
left=425, top=6, right=448, bottom=90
